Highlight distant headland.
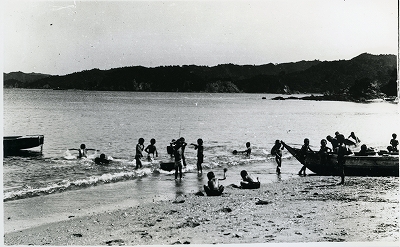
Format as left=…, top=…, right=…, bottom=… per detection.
left=3, top=53, right=397, bottom=102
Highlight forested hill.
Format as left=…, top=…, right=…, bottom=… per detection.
left=4, top=53, right=397, bottom=100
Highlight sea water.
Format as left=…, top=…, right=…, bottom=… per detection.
left=3, top=88, right=399, bottom=232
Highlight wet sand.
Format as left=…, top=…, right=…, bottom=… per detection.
left=4, top=175, right=399, bottom=245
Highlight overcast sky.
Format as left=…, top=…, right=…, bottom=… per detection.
left=3, top=0, right=398, bottom=75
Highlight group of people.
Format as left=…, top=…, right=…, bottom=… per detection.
left=270, top=132, right=398, bottom=185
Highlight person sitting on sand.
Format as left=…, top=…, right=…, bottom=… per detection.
left=145, top=138, right=158, bottom=161
left=233, top=142, right=252, bottom=157
left=387, top=133, right=398, bottom=152
left=271, top=140, right=284, bottom=174
left=298, top=138, right=313, bottom=176
left=318, top=139, right=332, bottom=164
left=204, top=168, right=227, bottom=196
left=240, top=170, right=260, bottom=189
left=69, top=144, right=97, bottom=158
left=95, top=153, right=110, bottom=165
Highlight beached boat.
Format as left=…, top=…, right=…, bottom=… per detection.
left=3, top=135, right=44, bottom=153
left=282, top=142, right=399, bottom=177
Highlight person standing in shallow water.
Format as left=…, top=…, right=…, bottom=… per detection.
left=191, top=138, right=204, bottom=173
left=336, top=134, right=352, bottom=185
left=271, top=140, right=284, bottom=174
left=135, top=138, right=145, bottom=169
left=145, top=138, right=158, bottom=161
left=173, top=139, right=184, bottom=180
left=298, top=138, right=313, bottom=175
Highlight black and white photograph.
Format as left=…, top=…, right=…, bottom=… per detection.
left=2, top=0, right=399, bottom=245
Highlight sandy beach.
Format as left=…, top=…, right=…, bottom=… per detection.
left=4, top=175, right=399, bottom=246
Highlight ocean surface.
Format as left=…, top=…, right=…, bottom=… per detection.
left=3, top=88, right=399, bottom=232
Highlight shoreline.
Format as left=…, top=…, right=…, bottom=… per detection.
left=4, top=175, right=399, bottom=245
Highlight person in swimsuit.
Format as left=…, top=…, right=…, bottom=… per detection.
left=145, top=138, right=158, bottom=161
left=174, top=138, right=184, bottom=180
left=135, top=138, right=145, bottom=169
left=298, top=138, right=313, bottom=175
left=95, top=153, right=110, bottom=165
left=191, top=138, right=204, bottom=173
left=271, top=140, right=284, bottom=174
left=204, top=168, right=227, bottom=196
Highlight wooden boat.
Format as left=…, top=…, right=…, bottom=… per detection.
left=282, top=142, right=399, bottom=177
left=3, top=135, right=44, bottom=153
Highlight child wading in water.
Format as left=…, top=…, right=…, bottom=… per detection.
left=191, top=138, right=204, bottom=173
left=135, top=138, right=145, bottom=169
left=145, top=138, right=158, bottom=161
left=271, top=140, right=284, bottom=174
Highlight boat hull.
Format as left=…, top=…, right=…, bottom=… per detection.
left=282, top=142, right=399, bottom=177
left=3, top=135, right=44, bottom=153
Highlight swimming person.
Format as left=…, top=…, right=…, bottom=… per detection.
left=173, top=138, right=184, bottom=180
left=271, top=140, right=284, bottom=174
left=145, top=138, right=158, bottom=161
left=94, top=153, right=110, bottom=165
left=388, top=133, right=398, bottom=152
left=135, top=138, right=145, bottom=169
left=191, top=138, right=204, bottom=173
left=298, top=138, right=313, bottom=175
left=69, top=144, right=98, bottom=158
left=204, top=168, right=227, bottom=196
left=233, top=142, right=252, bottom=157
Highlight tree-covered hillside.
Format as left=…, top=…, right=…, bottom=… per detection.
left=4, top=53, right=397, bottom=100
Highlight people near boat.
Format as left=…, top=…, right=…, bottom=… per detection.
left=348, top=132, right=361, bottom=144
left=69, top=144, right=97, bottom=158
left=94, top=153, right=110, bottom=165
left=387, top=133, right=398, bottom=152
left=135, top=138, right=145, bottom=169
left=326, top=135, right=339, bottom=150
left=356, top=144, right=369, bottom=156
left=179, top=137, right=188, bottom=167
left=335, top=134, right=353, bottom=185
left=318, top=139, right=332, bottom=164
left=240, top=170, right=260, bottom=189
left=298, top=138, right=314, bottom=176
left=190, top=138, right=204, bottom=173
left=233, top=142, right=252, bottom=157
left=204, top=169, right=227, bottom=196
left=271, top=140, right=284, bottom=174
left=173, top=138, right=185, bottom=180
left=167, top=139, right=176, bottom=158
left=145, top=138, right=158, bottom=161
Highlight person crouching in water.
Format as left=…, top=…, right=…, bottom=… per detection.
left=336, top=134, right=352, bottom=185
left=173, top=138, right=184, bottom=180
left=204, top=168, right=227, bottom=196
